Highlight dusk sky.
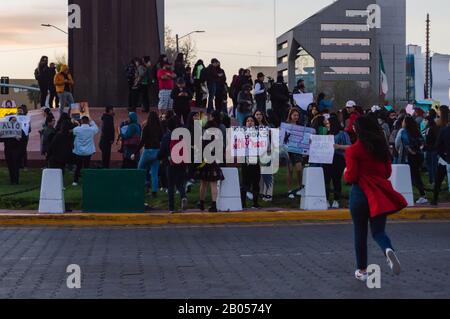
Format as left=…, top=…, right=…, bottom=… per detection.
left=0, top=0, right=449, bottom=79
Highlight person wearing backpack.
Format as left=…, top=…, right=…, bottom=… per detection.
left=397, top=116, right=428, bottom=204
left=35, top=56, right=52, bottom=108
left=158, top=116, right=188, bottom=213
left=120, top=112, right=141, bottom=169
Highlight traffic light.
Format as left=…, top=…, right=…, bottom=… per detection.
left=1, top=77, right=9, bottom=95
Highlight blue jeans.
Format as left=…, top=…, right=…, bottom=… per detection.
left=58, top=92, right=74, bottom=115
left=236, top=111, right=251, bottom=126
left=138, top=149, right=160, bottom=193
left=425, top=151, right=438, bottom=184
left=207, top=82, right=217, bottom=114
left=349, top=184, right=394, bottom=270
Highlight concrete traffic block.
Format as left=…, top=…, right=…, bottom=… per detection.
left=38, top=169, right=65, bottom=214
left=217, top=168, right=243, bottom=212
left=300, top=167, right=328, bottom=211
left=390, top=164, right=414, bottom=207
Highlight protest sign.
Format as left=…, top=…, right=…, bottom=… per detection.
left=293, top=93, right=314, bottom=111
left=279, top=123, right=316, bottom=155
left=4, top=115, right=31, bottom=136
left=0, top=120, right=22, bottom=139
left=308, top=135, right=335, bottom=164
left=230, top=127, right=270, bottom=158
left=71, top=102, right=90, bottom=120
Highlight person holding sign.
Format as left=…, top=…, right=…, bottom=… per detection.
left=285, top=108, right=305, bottom=199
left=1, top=117, right=25, bottom=184
left=240, top=115, right=262, bottom=209
left=344, top=116, right=407, bottom=282
left=323, top=115, right=351, bottom=209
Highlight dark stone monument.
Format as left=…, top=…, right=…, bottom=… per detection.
left=68, top=0, right=164, bottom=107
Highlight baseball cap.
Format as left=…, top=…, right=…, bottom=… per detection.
left=345, top=100, right=356, bottom=108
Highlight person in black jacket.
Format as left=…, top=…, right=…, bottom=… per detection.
left=99, top=106, right=116, bottom=169
left=48, top=63, right=59, bottom=108
left=171, top=78, right=193, bottom=125
left=2, top=117, right=25, bottom=185
left=35, top=56, right=51, bottom=108
left=268, top=75, right=290, bottom=127
left=432, top=119, right=450, bottom=205
left=203, top=58, right=220, bottom=114
left=48, top=121, right=73, bottom=175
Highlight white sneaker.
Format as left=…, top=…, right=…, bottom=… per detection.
left=354, top=269, right=368, bottom=282
left=296, top=187, right=305, bottom=197
left=288, top=191, right=295, bottom=199
left=246, top=192, right=254, bottom=201
left=72, top=182, right=78, bottom=187
left=416, top=197, right=429, bottom=205
left=386, top=248, right=401, bottom=275
left=332, top=201, right=340, bottom=209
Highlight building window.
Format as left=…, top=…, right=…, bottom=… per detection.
left=346, top=10, right=369, bottom=18
left=321, top=52, right=370, bottom=60
left=322, top=67, right=370, bottom=75
left=321, top=38, right=370, bottom=46
left=278, top=41, right=288, bottom=50
left=278, top=55, right=288, bottom=64
left=321, top=24, right=369, bottom=32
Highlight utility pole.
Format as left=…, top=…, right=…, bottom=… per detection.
left=425, top=13, right=431, bottom=99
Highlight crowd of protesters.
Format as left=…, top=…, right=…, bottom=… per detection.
left=1, top=54, right=449, bottom=214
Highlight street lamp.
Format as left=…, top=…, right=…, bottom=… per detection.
left=41, top=24, right=68, bottom=35
left=176, top=30, right=205, bottom=53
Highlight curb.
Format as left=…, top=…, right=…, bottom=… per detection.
left=0, top=208, right=449, bottom=226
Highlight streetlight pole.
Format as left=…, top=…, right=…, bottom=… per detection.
left=41, top=24, right=68, bottom=35
left=175, top=30, right=205, bottom=53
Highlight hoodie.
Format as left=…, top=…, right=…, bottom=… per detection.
left=120, top=112, right=142, bottom=143
left=54, top=64, right=74, bottom=93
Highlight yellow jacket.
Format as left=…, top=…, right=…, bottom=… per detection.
left=54, top=64, right=74, bottom=93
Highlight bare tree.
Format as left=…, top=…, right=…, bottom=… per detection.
left=165, top=26, right=197, bottom=66
left=53, top=53, right=67, bottom=72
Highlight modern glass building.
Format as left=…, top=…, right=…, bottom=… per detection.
left=277, top=0, right=407, bottom=103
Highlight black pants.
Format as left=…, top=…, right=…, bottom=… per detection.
left=49, top=160, right=66, bottom=176
left=141, top=85, right=150, bottom=111
left=241, top=164, right=261, bottom=208
left=255, top=96, right=266, bottom=113
left=100, top=140, right=112, bottom=169
left=39, top=84, right=49, bottom=107
left=272, top=105, right=287, bottom=128
left=49, top=86, right=59, bottom=108
left=433, top=163, right=448, bottom=203
left=194, top=80, right=204, bottom=108
left=74, top=155, right=91, bottom=183
left=167, top=165, right=187, bottom=211
left=5, top=146, right=21, bottom=184
left=409, top=154, right=425, bottom=196
left=21, top=138, right=29, bottom=168
left=323, top=154, right=346, bottom=201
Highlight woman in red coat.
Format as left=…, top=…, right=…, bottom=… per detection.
left=344, top=116, right=407, bottom=282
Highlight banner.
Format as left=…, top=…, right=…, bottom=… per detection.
left=293, top=93, right=314, bottom=111
left=308, top=135, right=335, bottom=164
left=0, top=120, right=22, bottom=139
left=0, top=100, right=17, bottom=118
left=4, top=115, right=31, bottom=136
left=231, top=127, right=270, bottom=158
left=279, top=123, right=316, bottom=155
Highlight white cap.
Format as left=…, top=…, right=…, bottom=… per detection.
left=371, top=105, right=381, bottom=112
left=345, top=100, right=356, bottom=108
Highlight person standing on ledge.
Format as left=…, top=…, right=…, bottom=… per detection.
left=344, top=116, right=407, bottom=282
left=54, top=64, right=75, bottom=116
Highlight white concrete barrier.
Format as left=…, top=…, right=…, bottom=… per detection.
left=389, top=164, right=414, bottom=207
left=38, top=169, right=65, bottom=214
left=217, top=168, right=243, bottom=212
left=300, top=167, right=328, bottom=211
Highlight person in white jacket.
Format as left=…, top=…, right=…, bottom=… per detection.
left=72, top=116, right=99, bottom=186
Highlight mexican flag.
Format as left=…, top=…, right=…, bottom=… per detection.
left=379, top=50, right=388, bottom=95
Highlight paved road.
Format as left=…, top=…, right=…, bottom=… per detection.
left=0, top=221, right=449, bottom=299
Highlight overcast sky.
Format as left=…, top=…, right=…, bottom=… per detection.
left=0, top=0, right=449, bottom=79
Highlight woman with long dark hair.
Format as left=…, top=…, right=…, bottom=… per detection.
left=136, top=111, right=163, bottom=196
left=345, top=116, right=407, bottom=281
left=398, top=116, right=428, bottom=204
left=35, top=56, right=51, bottom=108
left=285, top=108, right=304, bottom=199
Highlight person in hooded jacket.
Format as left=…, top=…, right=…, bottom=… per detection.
left=268, top=75, right=290, bottom=128
left=120, top=112, right=141, bottom=168
left=99, top=106, right=116, bottom=169
left=54, top=64, right=75, bottom=115
left=48, top=121, right=73, bottom=175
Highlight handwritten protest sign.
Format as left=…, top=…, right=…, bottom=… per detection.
left=4, top=115, right=31, bottom=136
left=231, top=127, right=270, bottom=158
left=279, top=123, right=316, bottom=155
left=0, top=120, right=22, bottom=139
left=308, top=135, right=335, bottom=164
left=293, top=93, right=314, bottom=111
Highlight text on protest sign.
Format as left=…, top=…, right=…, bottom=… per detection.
left=4, top=115, right=31, bottom=136
left=0, top=121, right=22, bottom=139
left=280, top=123, right=316, bottom=156
left=308, top=135, right=335, bottom=164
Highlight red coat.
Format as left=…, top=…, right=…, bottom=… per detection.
left=344, top=140, right=408, bottom=218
